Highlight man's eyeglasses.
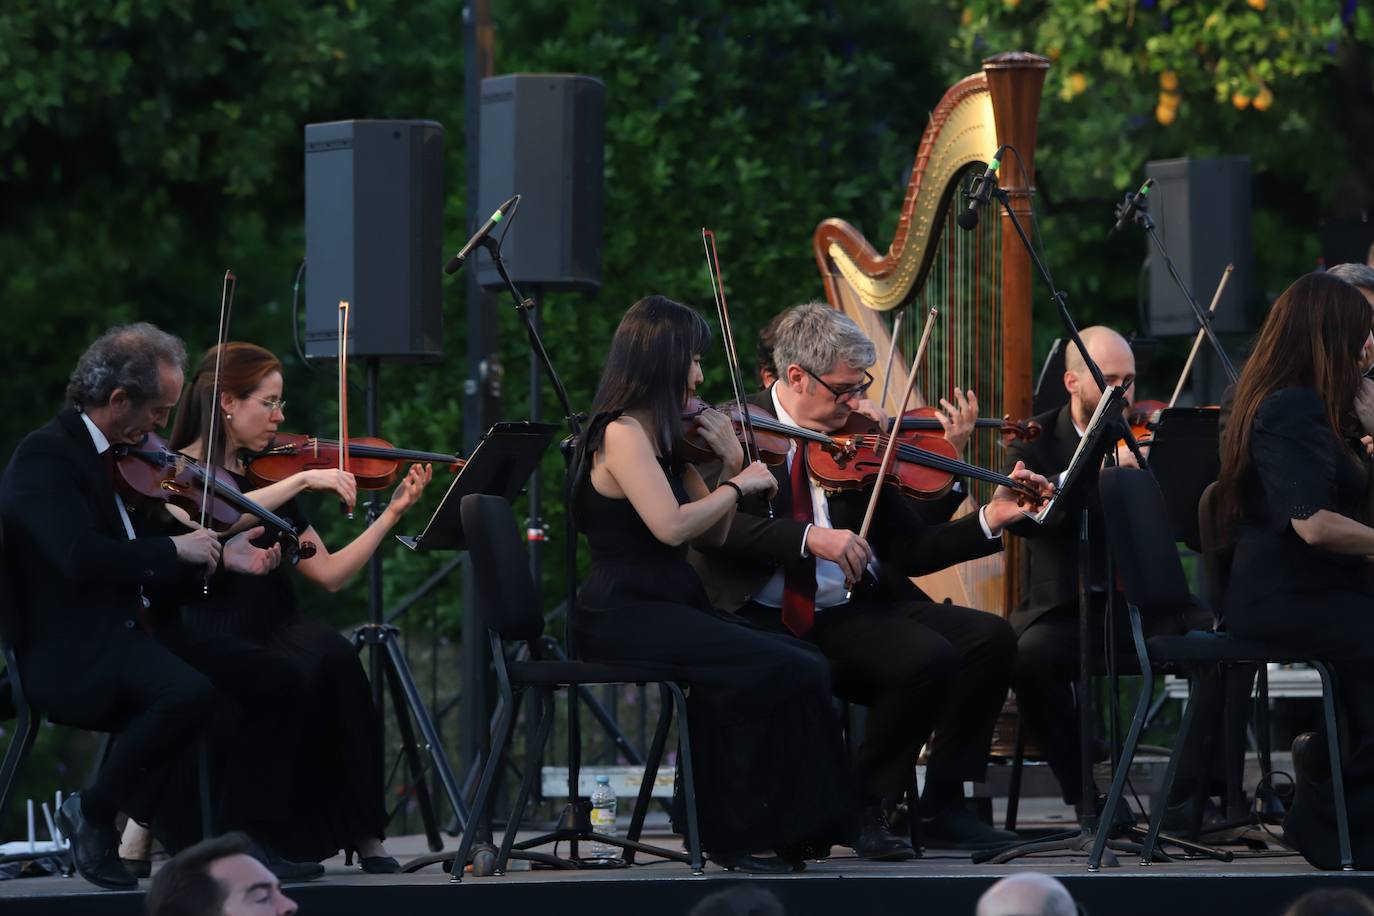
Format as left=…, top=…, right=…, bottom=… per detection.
left=251, top=395, right=287, bottom=414
left=801, top=366, right=875, bottom=403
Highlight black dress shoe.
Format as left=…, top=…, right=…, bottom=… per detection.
left=119, top=857, right=152, bottom=880
left=852, top=806, right=917, bottom=861
left=347, top=850, right=401, bottom=874
left=920, top=807, right=1020, bottom=851
left=708, top=852, right=800, bottom=874
left=775, top=841, right=831, bottom=864
left=1292, top=732, right=1330, bottom=785
left=249, top=840, right=325, bottom=881
left=1092, top=793, right=1139, bottom=831
left=55, top=794, right=137, bottom=890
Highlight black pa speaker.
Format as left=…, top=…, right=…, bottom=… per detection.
left=1144, top=156, right=1252, bottom=337
left=304, top=119, right=444, bottom=363
left=475, top=74, right=605, bottom=294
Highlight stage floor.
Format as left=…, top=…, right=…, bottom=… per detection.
left=3, top=818, right=1372, bottom=916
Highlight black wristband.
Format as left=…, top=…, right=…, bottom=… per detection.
left=720, top=480, right=744, bottom=502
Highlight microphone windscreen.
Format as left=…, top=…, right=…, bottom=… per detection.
left=956, top=207, right=980, bottom=231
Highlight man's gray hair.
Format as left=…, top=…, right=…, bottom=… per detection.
left=65, top=322, right=186, bottom=408
left=1327, top=262, right=1374, bottom=293
left=770, top=302, right=877, bottom=378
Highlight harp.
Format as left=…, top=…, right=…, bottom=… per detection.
left=813, top=52, right=1050, bottom=616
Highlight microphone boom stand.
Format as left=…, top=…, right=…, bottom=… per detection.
left=1129, top=199, right=1239, bottom=387
left=974, top=182, right=1225, bottom=867
left=463, top=235, right=658, bottom=867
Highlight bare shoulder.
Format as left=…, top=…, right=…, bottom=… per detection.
left=602, top=415, right=654, bottom=453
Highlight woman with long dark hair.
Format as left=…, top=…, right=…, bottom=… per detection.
left=568, top=295, right=854, bottom=873
left=1216, top=271, right=1374, bottom=867
left=123, top=342, right=430, bottom=873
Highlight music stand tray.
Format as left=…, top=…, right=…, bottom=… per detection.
left=1031, top=386, right=1125, bottom=526
left=1146, top=407, right=1221, bottom=552
left=398, top=421, right=557, bottom=552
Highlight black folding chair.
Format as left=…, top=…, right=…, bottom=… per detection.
left=449, top=494, right=703, bottom=880
left=1091, top=467, right=1352, bottom=870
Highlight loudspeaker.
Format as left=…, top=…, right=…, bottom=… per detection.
left=475, top=74, right=605, bottom=293
left=304, top=119, right=444, bottom=363
left=1144, top=156, right=1252, bottom=336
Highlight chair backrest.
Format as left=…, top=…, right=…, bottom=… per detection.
left=0, top=521, right=20, bottom=721
left=0, top=519, right=19, bottom=653
left=1098, top=466, right=1194, bottom=628
left=459, top=494, right=545, bottom=643
left=1196, top=480, right=1234, bottom=624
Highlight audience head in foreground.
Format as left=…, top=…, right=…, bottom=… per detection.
left=1282, top=887, right=1374, bottom=916
left=687, top=884, right=785, bottom=916
left=145, top=832, right=298, bottom=916
left=976, top=872, right=1079, bottom=916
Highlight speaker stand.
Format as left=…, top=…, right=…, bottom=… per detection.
left=358, top=357, right=467, bottom=850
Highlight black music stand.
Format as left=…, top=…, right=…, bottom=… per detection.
left=354, top=421, right=556, bottom=862
left=397, top=422, right=558, bottom=552
left=1145, top=407, right=1266, bottom=837
left=1144, top=407, right=1220, bottom=553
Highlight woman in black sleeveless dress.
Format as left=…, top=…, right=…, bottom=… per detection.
left=1216, top=271, right=1374, bottom=867
left=568, top=296, right=853, bottom=873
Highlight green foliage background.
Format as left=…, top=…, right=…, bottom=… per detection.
left=2, top=0, right=1371, bottom=838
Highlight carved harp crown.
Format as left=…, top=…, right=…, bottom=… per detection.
left=812, top=52, right=1049, bottom=617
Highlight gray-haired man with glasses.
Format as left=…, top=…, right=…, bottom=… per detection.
left=692, top=302, right=1053, bottom=855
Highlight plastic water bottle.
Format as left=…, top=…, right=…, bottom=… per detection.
left=589, top=775, right=619, bottom=860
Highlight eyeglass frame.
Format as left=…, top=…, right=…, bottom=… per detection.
left=249, top=395, right=287, bottom=414
left=799, top=365, right=875, bottom=403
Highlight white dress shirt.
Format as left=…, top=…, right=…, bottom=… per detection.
left=753, top=390, right=999, bottom=612
left=79, top=411, right=137, bottom=541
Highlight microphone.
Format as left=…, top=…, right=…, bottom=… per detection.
left=956, top=147, right=1006, bottom=232
left=1109, top=178, right=1154, bottom=237
left=444, top=194, right=519, bottom=274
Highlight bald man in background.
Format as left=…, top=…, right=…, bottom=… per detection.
left=976, top=873, right=1079, bottom=916
left=1004, top=327, right=1146, bottom=814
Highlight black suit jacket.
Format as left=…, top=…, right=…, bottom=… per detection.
left=1004, top=404, right=1115, bottom=633
left=0, top=408, right=191, bottom=726
left=689, top=388, right=1001, bottom=612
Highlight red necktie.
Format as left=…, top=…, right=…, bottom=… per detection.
left=781, top=446, right=817, bottom=637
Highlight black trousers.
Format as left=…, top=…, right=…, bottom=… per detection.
left=744, top=597, right=1016, bottom=810
left=1012, top=600, right=1129, bottom=806
left=146, top=623, right=307, bottom=852
left=19, top=633, right=217, bottom=829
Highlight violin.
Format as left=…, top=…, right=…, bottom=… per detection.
left=113, top=433, right=317, bottom=563
left=244, top=434, right=463, bottom=490
left=680, top=397, right=790, bottom=465
left=682, top=407, right=1048, bottom=505
left=1121, top=398, right=1166, bottom=448
left=890, top=407, right=1040, bottom=443
left=807, top=413, right=1049, bottom=505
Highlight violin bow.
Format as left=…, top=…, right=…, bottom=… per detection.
left=1168, top=263, right=1232, bottom=409
left=857, top=307, right=938, bottom=546
left=701, top=229, right=774, bottom=516
left=877, top=309, right=906, bottom=414
left=199, top=269, right=236, bottom=592
left=337, top=300, right=353, bottom=520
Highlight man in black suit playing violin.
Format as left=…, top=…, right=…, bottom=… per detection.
left=0, top=323, right=293, bottom=889
left=691, top=302, right=1051, bottom=853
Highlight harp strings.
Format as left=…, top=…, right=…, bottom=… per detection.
left=890, top=165, right=1005, bottom=504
